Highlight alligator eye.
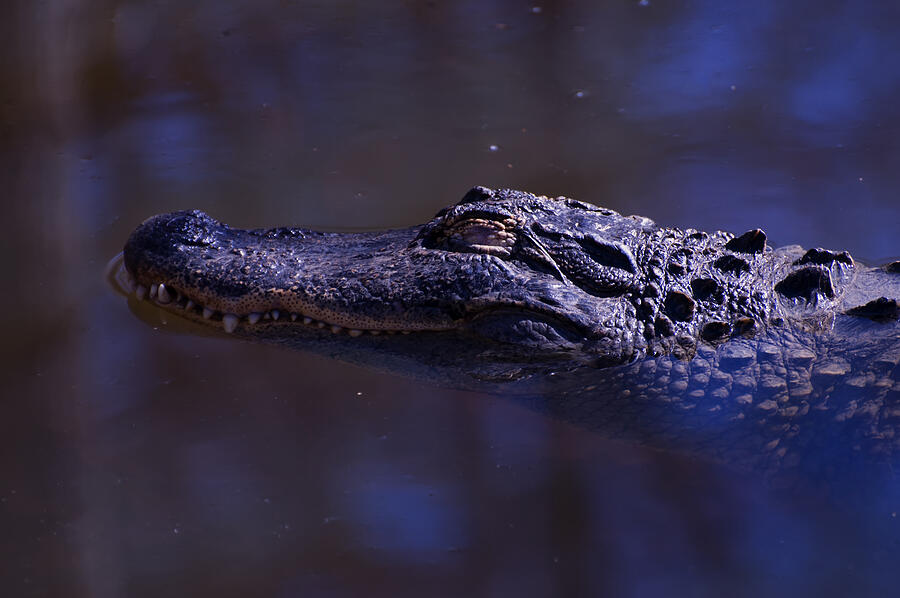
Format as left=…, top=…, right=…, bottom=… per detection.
left=417, top=208, right=519, bottom=255
left=446, top=218, right=516, bottom=256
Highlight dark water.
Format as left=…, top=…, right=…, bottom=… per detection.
left=4, top=1, right=900, bottom=596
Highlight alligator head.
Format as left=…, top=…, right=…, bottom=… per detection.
left=121, top=186, right=897, bottom=368
left=117, top=186, right=900, bottom=480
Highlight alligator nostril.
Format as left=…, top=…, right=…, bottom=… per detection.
left=459, top=186, right=495, bottom=205
left=157, top=211, right=219, bottom=247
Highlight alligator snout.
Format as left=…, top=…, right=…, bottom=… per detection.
left=132, top=210, right=220, bottom=250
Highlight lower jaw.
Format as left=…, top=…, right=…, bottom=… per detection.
left=109, top=254, right=438, bottom=336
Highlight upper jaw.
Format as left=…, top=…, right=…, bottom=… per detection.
left=122, top=211, right=460, bottom=333
left=120, top=210, right=612, bottom=342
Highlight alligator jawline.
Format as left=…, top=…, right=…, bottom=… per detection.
left=109, top=254, right=446, bottom=336
left=111, top=253, right=585, bottom=339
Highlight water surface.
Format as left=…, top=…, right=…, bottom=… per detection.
left=3, top=1, right=900, bottom=596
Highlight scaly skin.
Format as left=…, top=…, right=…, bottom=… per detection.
left=123, top=186, right=899, bottom=360
left=119, top=186, right=900, bottom=478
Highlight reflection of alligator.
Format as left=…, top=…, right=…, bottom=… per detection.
left=120, top=186, right=900, bottom=479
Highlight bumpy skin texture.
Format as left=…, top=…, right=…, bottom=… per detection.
left=122, top=186, right=900, bottom=477
left=124, top=186, right=898, bottom=358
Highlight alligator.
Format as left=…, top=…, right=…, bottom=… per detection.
left=117, top=186, right=900, bottom=482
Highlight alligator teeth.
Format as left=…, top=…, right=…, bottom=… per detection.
left=185, top=300, right=195, bottom=310
left=331, top=325, right=343, bottom=334
left=149, top=284, right=159, bottom=299
left=135, top=285, right=147, bottom=300
left=401, top=331, right=411, bottom=335
left=157, top=284, right=172, bottom=304
left=247, top=312, right=262, bottom=324
left=348, top=329, right=363, bottom=337
left=271, top=310, right=280, bottom=321
left=222, top=314, right=239, bottom=333
left=290, top=313, right=298, bottom=321
left=202, top=307, right=214, bottom=319
left=303, top=317, right=313, bottom=325
left=369, top=330, right=381, bottom=335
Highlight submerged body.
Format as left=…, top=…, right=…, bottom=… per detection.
left=119, top=186, right=900, bottom=478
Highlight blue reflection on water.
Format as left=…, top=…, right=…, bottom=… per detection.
left=125, top=96, right=215, bottom=184
left=630, top=4, right=774, bottom=116
left=344, top=473, right=467, bottom=558
left=791, top=34, right=892, bottom=126
left=11, top=0, right=900, bottom=595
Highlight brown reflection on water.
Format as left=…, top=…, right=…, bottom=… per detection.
left=3, top=1, right=900, bottom=596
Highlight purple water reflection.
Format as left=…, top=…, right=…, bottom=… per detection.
left=3, top=0, right=899, bottom=596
